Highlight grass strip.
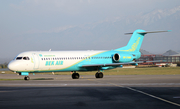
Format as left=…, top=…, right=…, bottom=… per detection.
left=32, top=78, right=54, bottom=80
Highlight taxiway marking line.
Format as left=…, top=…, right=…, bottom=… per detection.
left=125, top=86, right=180, bottom=107
left=88, top=79, right=180, bottom=107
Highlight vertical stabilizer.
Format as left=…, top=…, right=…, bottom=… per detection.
left=115, top=29, right=146, bottom=52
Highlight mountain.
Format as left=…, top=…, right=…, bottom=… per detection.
left=140, top=49, right=153, bottom=55
left=42, top=5, right=180, bottom=52
left=2, top=5, right=180, bottom=60
left=163, top=50, right=179, bottom=56
left=131, top=6, right=180, bottom=26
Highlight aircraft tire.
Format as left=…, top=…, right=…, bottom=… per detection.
left=95, top=73, right=99, bottom=78
left=95, top=72, right=103, bottom=78
left=99, top=72, right=103, bottom=78
left=72, top=73, right=80, bottom=79
left=24, top=76, right=30, bottom=80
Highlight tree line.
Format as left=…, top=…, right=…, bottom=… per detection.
left=0, top=62, right=8, bottom=69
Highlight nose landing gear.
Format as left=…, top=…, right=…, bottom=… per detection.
left=24, top=76, right=30, bottom=80
left=19, top=72, right=30, bottom=80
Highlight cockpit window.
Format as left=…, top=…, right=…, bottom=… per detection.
left=23, top=57, right=30, bottom=60
left=23, top=57, right=27, bottom=60
left=16, top=57, right=30, bottom=60
left=16, top=57, right=23, bottom=60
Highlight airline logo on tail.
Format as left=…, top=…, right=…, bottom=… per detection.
left=118, top=37, right=141, bottom=52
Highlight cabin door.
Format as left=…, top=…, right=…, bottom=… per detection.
left=32, top=53, right=40, bottom=69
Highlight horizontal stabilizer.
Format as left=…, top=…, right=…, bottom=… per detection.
left=125, top=30, right=171, bottom=35
left=137, top=30, right=171, bottom=34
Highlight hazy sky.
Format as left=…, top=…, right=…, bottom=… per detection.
left=1, top=0, right=180, bottom=61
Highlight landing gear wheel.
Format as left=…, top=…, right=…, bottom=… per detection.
left=72, top=73, right=80, bottom=79
left=24, top=76, right=30, bottom=80
left=95, top=72, right=103, bottom=78
left=99, top=72, right=103, bottom=78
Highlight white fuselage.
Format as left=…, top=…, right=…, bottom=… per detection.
left=8, top=50, right=113, bottom=72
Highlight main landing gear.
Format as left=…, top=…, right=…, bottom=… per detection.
left=24, top=76, right=30, bottom=80
left=72, top=71, right=80, bottom=79
left=71, top=71, right=104, bottom=79
left=95, top=72, right=103, bottom=78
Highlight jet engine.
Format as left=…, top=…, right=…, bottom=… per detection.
left=113, top=53, right=135, bottom=63
left=113, top=53, right=120, bottom=62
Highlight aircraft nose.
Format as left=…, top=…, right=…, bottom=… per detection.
left=8, top=61, right=19, bottom=71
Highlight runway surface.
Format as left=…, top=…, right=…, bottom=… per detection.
left=0, top=74, right=180, bottom=109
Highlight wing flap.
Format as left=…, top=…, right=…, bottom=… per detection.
left=81, top=62, right=135, bottom=67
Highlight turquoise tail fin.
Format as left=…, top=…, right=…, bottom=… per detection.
left=115, top=29, right=146, bottom=52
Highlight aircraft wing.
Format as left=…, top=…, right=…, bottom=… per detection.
left=80, top=60, right=164, bottom=67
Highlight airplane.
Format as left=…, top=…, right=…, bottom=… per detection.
left=8, top=29, right=169, bottom=80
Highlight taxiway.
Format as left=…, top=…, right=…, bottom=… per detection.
left=0, top=74, right=180, bottom=109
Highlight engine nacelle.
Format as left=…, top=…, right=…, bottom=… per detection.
left=112, top=53, right=134, bottom=63
left=113, top=53, right=120, bottom=62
